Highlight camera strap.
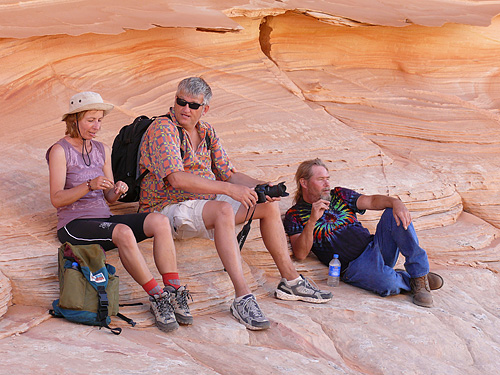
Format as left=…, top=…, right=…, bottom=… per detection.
left=236, top=205, right=257, bottom=251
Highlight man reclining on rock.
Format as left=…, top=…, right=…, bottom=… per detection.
left=283, top=158, right=443, bottom=307
left=138, top=77, right=332, bottom=330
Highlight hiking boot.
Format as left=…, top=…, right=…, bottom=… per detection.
left=230, top=294, right=270, bottom=331
left=275, top=274, right=333, bottom=304
left=427, top=272, right=443, bottom=290
left=166, top=285, right=193, bottom=326
left=150, top=290, right=179, bottom=332
left=410, top=275, right=433, bottom=308
left=396, top=269, right=443, bottom=291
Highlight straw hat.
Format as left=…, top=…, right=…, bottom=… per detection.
left=62, top=91, right=114, bottom=121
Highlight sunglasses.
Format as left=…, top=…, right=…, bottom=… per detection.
left=176, top=97, right=204, bottom=110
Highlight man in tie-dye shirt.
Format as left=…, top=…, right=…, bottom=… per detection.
left=139, top=78, right=332, bottom=331
left=284, top=158, right=444, bottom=308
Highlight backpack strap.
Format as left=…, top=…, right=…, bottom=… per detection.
left=116, top=302, right=143, bottom=327
left=176, top=125, right=185, bottom=158
left=97, top=285, right=122, bottom=335
left=117, top=312, right=137, bottom=327
left=101, top=324, right=122, bottom=335
left=96, top=285, right=109, bottom=324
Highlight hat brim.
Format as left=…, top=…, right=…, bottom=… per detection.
left=62, top=103, right=114, bottom=121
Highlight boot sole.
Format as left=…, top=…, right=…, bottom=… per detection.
left=427, top=272, right=444, bottom=290
left=230, top=304, right=270, bottom=331
left=274, top=289, right=332, bottom=304
left=150, top=307, right=179, bottom=332
left=175, top=313, right=194, bottom=325
left=155, top=319, right=179, bottom=332
left=413, top=297, right=434, bottom=308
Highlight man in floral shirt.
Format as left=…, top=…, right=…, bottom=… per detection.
left=284, top=158, right=443, bottom=308
left=139, top=77, right=332, bottom=331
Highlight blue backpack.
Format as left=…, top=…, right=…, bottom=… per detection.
left=50, top=243, right=134, bottom=334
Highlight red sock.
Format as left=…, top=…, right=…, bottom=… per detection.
left=162, top=272, right=180, bottom=290
left=142, top=278, right=162, bottom=296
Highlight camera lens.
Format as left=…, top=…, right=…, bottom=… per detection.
left=255, top=182, right=289, bottom=203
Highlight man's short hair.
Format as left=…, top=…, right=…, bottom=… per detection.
left=294, top=158, right=328, bottom=203
left=177, top=77, right=212, bottom=105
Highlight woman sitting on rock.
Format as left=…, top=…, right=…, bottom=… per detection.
left=46, top=91, right=191, bottom=332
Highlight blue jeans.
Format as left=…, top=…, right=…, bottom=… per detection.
left=342, top=209, right=429, bottom=297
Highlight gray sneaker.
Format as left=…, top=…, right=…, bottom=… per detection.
left=230, top=294, right=270, bottom=331
left=166, top=285, right=193, bottom=325
left=275, top=274, right=332, bottom=304
left=150, top=290, right=179, bottom=332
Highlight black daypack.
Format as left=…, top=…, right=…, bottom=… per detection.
left=111, top=114, right=166, bottom=202
left=111, top=114, right=211, bottom=202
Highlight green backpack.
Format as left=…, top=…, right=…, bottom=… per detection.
left=50, top=242, right=134, bottom=334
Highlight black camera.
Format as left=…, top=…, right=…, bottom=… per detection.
left=255, top=181, right=289, bottom=203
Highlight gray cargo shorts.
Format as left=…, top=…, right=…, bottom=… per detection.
left=159, top=194, right=241, bottom=240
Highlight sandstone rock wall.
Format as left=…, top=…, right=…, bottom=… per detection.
left=260, top=12, right=500, bottom=228
left=0, top=270, right=11, bottom=318
left=1, top=1, right=500, bottom=374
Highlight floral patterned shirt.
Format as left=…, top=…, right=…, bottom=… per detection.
left=138, top=108, right=234, bottom=212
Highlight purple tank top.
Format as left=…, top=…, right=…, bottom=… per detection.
left=46, top=138, right=112, bottom=229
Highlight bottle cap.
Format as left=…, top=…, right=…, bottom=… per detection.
left=333, top=254, right=339, bottom=258
left=72, top=262, right=79, bottom=268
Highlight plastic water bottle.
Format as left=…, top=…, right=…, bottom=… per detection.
left=327, top=254, right=341, bottom=287
left=71, top=262, right=79, bottom=270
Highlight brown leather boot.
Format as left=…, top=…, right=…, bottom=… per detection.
left=410, top=275, right=433, bottom=308
left=396, top=269, right=444, bottom=291
left=427, top=272, right=443, bottom=291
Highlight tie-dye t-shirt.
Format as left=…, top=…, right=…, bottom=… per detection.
left=284, top=187, right=373, bottom=269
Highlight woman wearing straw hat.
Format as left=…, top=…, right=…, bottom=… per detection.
left=46, top=91, right=191, bottom=332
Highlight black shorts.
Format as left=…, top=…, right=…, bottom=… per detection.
left=57, top=213, right=150, bottom=251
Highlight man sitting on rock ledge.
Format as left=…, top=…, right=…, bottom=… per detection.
left=138, top=77, right=332, bottom=330
left=284, top=158, right=443, bottom=307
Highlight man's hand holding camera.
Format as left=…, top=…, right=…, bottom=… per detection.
left=226, top=170, right=289, bottom=208
left=255, top=182, right=289, bottom=203
left=227, top=184, right=258, bottom=208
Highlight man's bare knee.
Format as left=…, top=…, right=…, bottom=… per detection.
left=203, top=201, right=235, bottom=229
left=256, top=200, right=281, bottom=219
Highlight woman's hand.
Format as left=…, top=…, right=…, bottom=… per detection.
left=89, top=176, right=115, bottom=191
left=113, top=181, right=128, bottom=197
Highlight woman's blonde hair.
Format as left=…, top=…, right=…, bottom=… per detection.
left=294, top=158, right=328, bottom=203
left=63, top=111, right=88, bottom=138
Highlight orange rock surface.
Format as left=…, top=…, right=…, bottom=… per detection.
left=1, top=1, right=500, bottom=374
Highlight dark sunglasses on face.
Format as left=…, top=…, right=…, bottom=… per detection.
left=176, top=97, right=203, bottom=110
